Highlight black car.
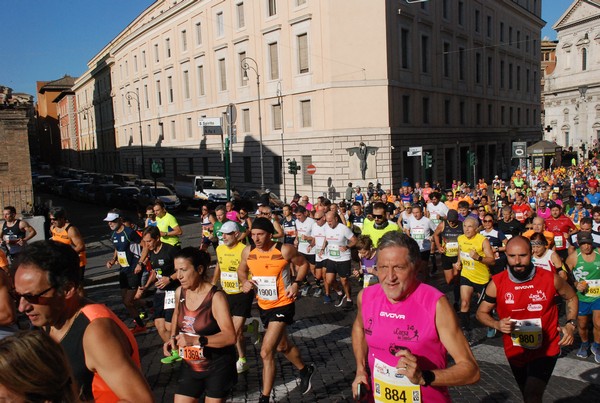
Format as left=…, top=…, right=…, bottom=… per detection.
left=108, top=186, right=140, bottom=211
left=234, top=189, right=284, bottom=212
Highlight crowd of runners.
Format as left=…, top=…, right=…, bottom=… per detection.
left=1, top=159, right=600, bottom=402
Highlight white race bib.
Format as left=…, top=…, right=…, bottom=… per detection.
left=253, top=276, right=278, bottom=301
left=220, top=271, right=241, bottom=294
left=510, top=318, right=543, bottom=350
left=585, top=279, right=600, bottom=298
left=164, top=290, right=176, bottom=310
left=445, top=242, right=458, bottom=257
left=372, top=358, right=421, bottom=403
left=117, top=251, right=129, bottom=267
left=329, top=244, right=341, bottom=257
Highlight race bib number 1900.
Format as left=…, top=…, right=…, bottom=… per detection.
left=253, top=276, right=278, bottom=301
left=373, top=358, right=421, bottom=403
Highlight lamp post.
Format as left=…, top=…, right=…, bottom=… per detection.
left=276, top=81, right=286, bottom=202
left=241, top=56, right=264, bottom=191
left=126, top=91, right=145, bottom=178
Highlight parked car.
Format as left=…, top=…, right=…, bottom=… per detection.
left=113, top=173, right=139, bottom=187
left=51, top=178, right=72, bottom=195
left=94, top=184, right=120, bottom=205
left=108, top=186, right=140, bottom=211
left=233, top=189, right=284, bottom=213
left=61, top=180, right=82, bottom=198
left=32, top=175, right=53, bottom=192
left=173, top=174, right=228, bottom=207
left=136, top=186, right=182, bottom=212
left=70, top=182, right=91, bottom=201
left=134, top=179, right=166, bottom=188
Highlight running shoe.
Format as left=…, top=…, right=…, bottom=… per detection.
left=576, top=342, right=590, bottom=358
left=591, top=342, right=600, bottom=363
left=323, top=295, right=333, bottom=304
left=344, top=300, right=354, bottom=311
left=300, top=284, right=311, bottom=297
left=160, top=349, right=182, bottom=364
left=486, top=327, right=497, bottom=338
left=138, top=310, right=147, bottom=320
left=335, top=295, right=347, bottom=308
left=258, top=394, right=270, bottom=403
left=131, top=324, right=147, bottom=335
left=312, top=287, right=323, bottom=298
left=298, top=364, right=315, bottom=395
left=236, top=358, right=249, bottom=374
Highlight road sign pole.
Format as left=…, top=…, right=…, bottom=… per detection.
left=225, top=137, right=231, bottom=201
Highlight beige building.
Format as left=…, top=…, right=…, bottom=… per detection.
left=77, top=0, right=543, bottom=198
left=543, top=0, right=600, bottom=156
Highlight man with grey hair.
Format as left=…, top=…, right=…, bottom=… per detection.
left=454, top=217, right=495, bottom=341
left=352, top=231, right=480, bottom=401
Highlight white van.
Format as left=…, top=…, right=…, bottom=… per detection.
left=174, top=175, right=228, bottom=207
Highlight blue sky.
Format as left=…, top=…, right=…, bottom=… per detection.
left=0, top=0, right=575, bottom=97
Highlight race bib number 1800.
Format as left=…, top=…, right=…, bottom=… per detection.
left=373, top=358, right=421, bottom=403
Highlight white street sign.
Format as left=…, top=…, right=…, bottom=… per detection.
left=407, top=146, right=423, bottom=157
left=198, top=117, right=221, bottom=127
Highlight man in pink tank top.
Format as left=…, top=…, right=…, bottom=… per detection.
left=352, top=231, right=480, bottom=402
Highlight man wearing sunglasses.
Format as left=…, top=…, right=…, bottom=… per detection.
left=13, top=241, right=153, bottom=402
left=49, top=207, right=86, bottom=281
left=362, top=202, right=399, bottom=248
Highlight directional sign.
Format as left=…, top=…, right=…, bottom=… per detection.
left=198, top=117, right=221, bottom=127
left=306, top=164, right=316, bottom=175
left=407, top=146, right=423, bottom=157
left=202, top=125, right=223, bottom=135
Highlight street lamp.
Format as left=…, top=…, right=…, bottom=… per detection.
left=125, top=91, right=145, bottom=178
left=241, top=56, right=264, bottom=191
left=275, top=81, right=286, bottom=202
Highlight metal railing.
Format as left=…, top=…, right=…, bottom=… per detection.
left=0, top=186, right=34, bottom=215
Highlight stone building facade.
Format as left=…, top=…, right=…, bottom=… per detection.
left=543, top=0, right=600, bottom=156
left=76, top=0, right=543, bottom=198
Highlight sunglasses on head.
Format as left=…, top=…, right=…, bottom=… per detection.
left=13, top=286, right=54, bottom=304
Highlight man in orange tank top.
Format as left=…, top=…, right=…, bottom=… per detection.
left=13, top=241, right=153, bottom=402
left=49, top=207, right=86, bottom=279
left=238, top=217, right=316, bottom=403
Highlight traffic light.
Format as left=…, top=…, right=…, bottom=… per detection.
left=468, top=151, right=478, bottom=165
left=424, top=152, right=433, bottom=169
left=288, top=159, right=299, bottom=175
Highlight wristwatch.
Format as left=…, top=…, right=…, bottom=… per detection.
left=565, top=319, right=577, bottom=328
left=422, top=370, right=435, bottom=387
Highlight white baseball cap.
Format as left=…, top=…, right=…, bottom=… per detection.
left=103, top=212, right=120, bottom=222
left=220, top=221, right=238, bottom=234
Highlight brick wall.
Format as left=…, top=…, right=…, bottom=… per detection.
left=0, top=109, right=33, bottom=214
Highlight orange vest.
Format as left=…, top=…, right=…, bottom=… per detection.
left=51, top=225, right=87, bottom=267
left=246, top=243, right=293, bottom=310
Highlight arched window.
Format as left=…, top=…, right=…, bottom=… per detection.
left=582, top=48, right=587, bottom=71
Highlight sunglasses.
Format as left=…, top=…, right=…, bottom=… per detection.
left=483, top=219, right=493, bottom=223
left=49, top=217, right=57, bottom=221
left=315, top=216, right=325, bottom=221
left=14, top=286, right=54, bottom=304
left=373, top=214, right=385, bottom=219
